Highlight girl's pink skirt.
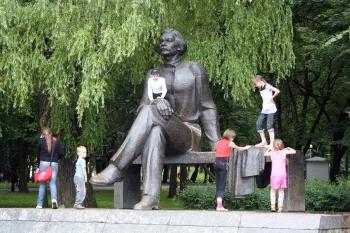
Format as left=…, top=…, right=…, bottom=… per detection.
left=270, top=175, right=287, bottom=189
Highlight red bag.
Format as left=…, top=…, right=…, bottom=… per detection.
left=34, top=166, right=52, bottom=182
left=35, top=140, right=56, bottom=183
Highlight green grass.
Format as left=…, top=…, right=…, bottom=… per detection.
left=0, top=182, right=39, bottom=189
left=0, top=191, right=38, bottom=208
left=0, top=188, right=184, bottom=209
left=0, top=167, right=208, bottom=209
left=27, top=182, right=40, bottom=188
left=94, top=189, right=183, bottom=209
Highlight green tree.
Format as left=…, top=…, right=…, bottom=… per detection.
left=0, top=0, right=294, bottom=130
left=278, top=0, right=350, bottom=181
left=0, top=0, right=295, bottom=204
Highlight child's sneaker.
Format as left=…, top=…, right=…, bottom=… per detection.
left=36, top=205, right=42, bottom=209
left=271, top=204, right=276, bottom=212
left=74, top=204, right=85, bottom=210
left=52, top=199, right=58, bottom=209
left=216, top=207, right=228, bottom=212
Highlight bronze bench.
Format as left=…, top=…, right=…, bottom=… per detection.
left=113, top=150, right=305, bottom=212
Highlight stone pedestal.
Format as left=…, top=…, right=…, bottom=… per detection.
left=1, top=208, right=349, bottom=233
left=114, top=152, right=217, bottom=209
left=284, top=151, right=305, bottom=212
left=114, top=165, right=141, bottom=209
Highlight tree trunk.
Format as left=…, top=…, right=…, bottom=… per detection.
left=276, top=98, right=283, bottom=133
left=346, top=153, right=349, bottom=178
left=84, top=182, right=98, bottom=208
left=329, top=107, right=349, bottom=182
left=297, top=72, right=311, bottom=150
left=302, top=100, right=326, bottom=154
left=18, top=140, right=29, bottom=193
left=84, top=158, right=98, bottom=208
left=180, top=165, right=187, bottom=191
left=57, top=158, right=75, bottom=208
left=168, top=165, right=177, bottom=198
left=330, top=145, right=347, bottom=182
left=57, top=158, right=97, bottom=208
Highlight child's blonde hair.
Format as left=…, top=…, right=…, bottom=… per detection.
left=253, top=75, right=266, bottom=83
left=273, top=139, right=284, bottom=150
left=76, top=146, right=86, bottom=154
left=222, top=129, right=236, bottom=140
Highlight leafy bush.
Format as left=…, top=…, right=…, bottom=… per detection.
left=177, top=178, right=350, bottom=212
left=177, top=184, right=270, bottom=211
left=305, top=178, right=350, bottom=212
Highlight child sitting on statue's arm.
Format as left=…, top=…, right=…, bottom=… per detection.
left=215, top=129, right=250, bottom=211
left=148, top=69, right=167, bottom=101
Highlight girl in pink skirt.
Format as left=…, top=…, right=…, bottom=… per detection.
left=264, top=139, right=296, bottom=212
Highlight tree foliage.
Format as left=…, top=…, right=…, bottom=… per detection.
left=276, top=0, right=350, bottom=180
left=0, top=0, right=294, bottom=154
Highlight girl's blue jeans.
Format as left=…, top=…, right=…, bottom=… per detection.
left=256, top=113, right=275, bottom=133
left=37, top=161, right=58, bottom=207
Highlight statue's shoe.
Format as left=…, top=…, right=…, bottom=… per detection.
left=89, top=163, right=124, bottom=186
left=133, top=196, right=159, bottom=210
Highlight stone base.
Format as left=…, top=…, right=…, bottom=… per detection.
left=0, top=209, right=349, bottom=233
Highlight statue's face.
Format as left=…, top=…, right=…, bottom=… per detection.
left=159, top=32, right=179, bottom=56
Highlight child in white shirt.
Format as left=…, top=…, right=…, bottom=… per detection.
left=148, top=69, right=167, bottom=101
left=253, top=75, right=280, bottom=148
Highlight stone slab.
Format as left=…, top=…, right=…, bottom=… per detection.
left=133, top=152, right=216, bottom=165
left=0, top=209, right=349, bottom=233
left=285, top=151, right=305, bottom=212
left=240, top=212, right=325, bottom=229
left=114, top=165, right=141, bottom=209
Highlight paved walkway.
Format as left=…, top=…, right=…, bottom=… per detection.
left=1, top=208, right=349, bottom=233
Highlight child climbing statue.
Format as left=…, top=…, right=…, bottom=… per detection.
left=215, top=129, right=250, bottom=211
left=253, top=75, right=280, bottom=147
left=264, top=139, right=296, bottom=212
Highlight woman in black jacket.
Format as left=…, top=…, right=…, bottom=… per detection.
left=36, top=127, right=64, bottom=209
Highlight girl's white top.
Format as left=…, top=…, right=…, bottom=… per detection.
left=148, top=77, right=167, bottom=101
left=260, top=83, right=277, bottom=114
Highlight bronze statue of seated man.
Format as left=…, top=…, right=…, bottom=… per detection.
left=90, top=28, right=221, bottom=210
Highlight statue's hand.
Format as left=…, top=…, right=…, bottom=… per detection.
left=151, top=99, right=173, bottom=120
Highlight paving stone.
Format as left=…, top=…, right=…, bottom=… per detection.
left=103, top=224, right=168, bottom=233
left=239, top=212, right=345, bottom=230
left=167, top=226, right=239, bottom=233
left=237, top=228, right=319, bottom=233
left=168, top=210, right=241, bottom=227
left=0, top=209, right=348, bottom=233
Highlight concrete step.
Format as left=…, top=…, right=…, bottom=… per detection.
left=0, top=208, right=349, bottom=233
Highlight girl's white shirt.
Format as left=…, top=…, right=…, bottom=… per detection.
left=148, top=77, right=167, bottom=101
left=260, top=83, right=277, bottom=114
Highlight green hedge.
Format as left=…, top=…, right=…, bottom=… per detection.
left=177, top=184, right=270, bottom=211
left=305, top=178, right=350, bottom=212
left=177, top=179, right=350, bottom=212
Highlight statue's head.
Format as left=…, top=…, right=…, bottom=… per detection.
left=155, top=28, right=187, bottom=57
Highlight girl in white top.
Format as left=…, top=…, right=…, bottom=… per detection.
left=148, top=69, right=167, bottom=101
left=253, top=75, right=280, bottom=147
